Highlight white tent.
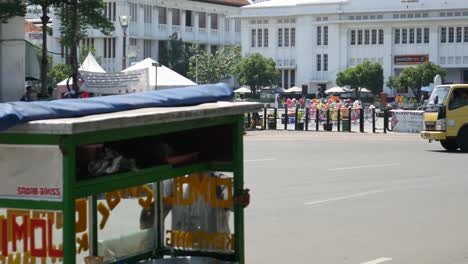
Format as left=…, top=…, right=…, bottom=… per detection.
left=286, top=86, right=302, bottom=93
left=57, top=52, right=106, bottom=86
left=234, top=87, right=251, bottom=93
left=325, top=86, right=349, bottom=94
left=122, top=58, right=196, bottom=89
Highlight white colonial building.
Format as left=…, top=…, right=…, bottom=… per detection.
left=240, top=0, right=468, bottom=96
left=51, top=0, right=248, bottom=73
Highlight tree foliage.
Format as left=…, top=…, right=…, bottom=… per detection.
left=188, top=46, right=241, bottom=84
left=158, top=32, right=193, bottom=77
left=58, top=0, right=114, bottom=47
left=236, top=53, right=280, bottom=95
left=336, top=60, right=384, bottom=98
left=0, top=0, right=26, bottom=23
left=396, top=62, right=447, bottom=101
left=47, top=63, right=71, bottom=87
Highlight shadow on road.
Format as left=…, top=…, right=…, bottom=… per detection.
left=426, top=150, right=467, bottom=154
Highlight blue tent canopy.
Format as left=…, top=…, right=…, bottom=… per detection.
left=0, top=83, right=233, bottom=132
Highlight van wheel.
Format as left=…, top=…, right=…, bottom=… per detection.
left=457, top=127, right=468, bottom=153
left=440, top=140, right=459, bottom=152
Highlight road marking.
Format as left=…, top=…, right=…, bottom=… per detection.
left=304, top=190, right=385, bottom=206
left=360, top=257, right=392, bottom=264
left=245, top=158, right=276, bottom=162
left=328, top=163, right=399, bottom=171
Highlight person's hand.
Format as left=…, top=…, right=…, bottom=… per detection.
left=233, top=189, right=250, bottom=208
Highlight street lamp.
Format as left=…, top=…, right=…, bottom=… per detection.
left=119, top=15, right=130, bottom=71
left=152, top=62, right=160, bottom=90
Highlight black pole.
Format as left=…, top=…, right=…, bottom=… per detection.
left=348, top=108, right=352, bottom=132
left=247, top=113, right=251, bottom=129
left=372, top=108, right=376, bottom=133
left=316, top=108, right=319, bottom=131
left=294, top=106, right=299, bottom=131
left=305, top=108, right=309, bottom=131
left=326, top=109, right=330, bottom=125
left=284, top=107, right=288, bottom=130
left=274, top=108, right=278, bottom=130
left=263, top=108, right=267, bottom=130
left=360, top=108, right=364, bottom=133
left=384, top=109, right=388, bottom=134
left=337, top=109, right=341, bottom=132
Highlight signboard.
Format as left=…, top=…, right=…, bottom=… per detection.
left=0, top=145, right=62, bottom=201
left=390, top=110, right=424, bottom=133
left=394, top=55, right=429, bottom=65
left=80, top=69, right=149, bottom=94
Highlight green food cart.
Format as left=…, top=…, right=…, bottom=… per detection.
left=0, top=101, right=261, bottom=264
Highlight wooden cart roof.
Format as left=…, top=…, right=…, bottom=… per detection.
left=3, top=102, right=263, bottom=135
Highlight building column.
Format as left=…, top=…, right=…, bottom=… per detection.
left=207, top=13, right=212, bottom=33
left=382, top=25, right=393, bottom=95
left=429, top=25, right=439, bottom=65
left=181, top=10, right=186, bottom=28
left=167, top=8, right=173, bottom=33
left=194, top=12, right=200, bottom=41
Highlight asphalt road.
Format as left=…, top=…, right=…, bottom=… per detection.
left=243, top=131, right=468, bottom=264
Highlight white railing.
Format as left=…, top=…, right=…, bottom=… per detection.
left=199, top=28, right=206, bottom=33
left=211, top=29, right=218, bottom=34
left=186, top=26, right=193, bottom=32
left=158, top=24, right=167, bottom=31
left=172, top=25, right=181, bottom=32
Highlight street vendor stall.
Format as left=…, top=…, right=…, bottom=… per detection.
left=0, top=85, right=261, bottom=264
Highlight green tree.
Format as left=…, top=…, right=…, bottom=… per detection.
left=158, top=32, right=193, bottom=77
left=188, top=46, right=241, bottom=84
left=47, top=63, right=71, bottom=87
left=236, top=53, right=280, bottom=95
left=0, top=0, right=26, bottom=23
left=58, top=0, right=114, bottom=95
left=397, top=62, right=447, bottom=102
left=336, top=60, right=384, bottom=98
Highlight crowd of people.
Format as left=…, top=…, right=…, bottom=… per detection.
left=277, top=95, right=364, bottom=111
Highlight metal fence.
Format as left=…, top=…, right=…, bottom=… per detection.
left=244, top=107, right=393, bottom=133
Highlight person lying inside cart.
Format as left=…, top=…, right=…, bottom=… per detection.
left=140, top=172, right=250, bottom=251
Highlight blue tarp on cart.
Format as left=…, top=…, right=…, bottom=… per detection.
left=0, top=83, right=233, bottom=132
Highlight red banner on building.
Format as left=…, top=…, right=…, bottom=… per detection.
left=394, top=55, right=429, bottom=65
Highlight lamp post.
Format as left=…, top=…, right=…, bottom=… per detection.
left=152, top=62, right=160, bottom=90
left=119, top=15, right=130, bottom=71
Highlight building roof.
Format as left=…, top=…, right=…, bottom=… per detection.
left=191, top=0, right=251, bottom=7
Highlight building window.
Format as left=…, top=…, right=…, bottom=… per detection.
left=424, top=28, right=430, bottom=43
left=143, top=5, right=152, bottom=24
left=317, top=54, right=322, bottom=71
left=105, top=2, right=116, bottom=21
left=416, top=28, right=422, bottom=43
left=364, top=30, right=370, bottom=45
left=402, top=28, right=408, bottom=44
left=211, top=14, right=218, bottom=30
left=278, top=28, right=283, bottom=47
left=449, top=27, right=454, bottom=43
left=144, top=40, right=152, bottom=58
left=456, top=27, right=462, bottom=42
left=264, top=29, right=269, bottom=47
left=103, top=38, right=116, bottom=58
left=317, top=26, right=322, bottom=45
left=251, top=29, right=256, bottom=47
left=395, top=28, right=400, bottom=44
left=285, top=28, right=290, bottom=47
left=358, top=30, right=363, bottom=45
left=130, top=3, right=137, bottom=22
left=351, top=30, right=356, bottom=45
left=284, top=70, right=289, bottom=89
left=441, top=27, right=447, bottom=43
left=323, top=26, right=328, bottom=45
left=464, top=27, right=468, bottom=42
left=224, top=18, right=230, bottom=32
left=409, top=28, right=415, bottom=44
left=372, top=29, right=377, bottom=44
left=291, top=28, right=296, bottom=47
left=80, top=38, right=95, bottom=49
left=158, top=7, right=167, bottom=24
left=199, top=12, right=206, bottom=28
left=323, top=54, right=328, bottom=71
left=379, top=29, right=384, bottom=44
left=290, top=70, right=295, bottom=87
left=172, top=9, right=180, bottom=26
left=235, top=19, right=241, bottom=32
left=258, top=28, right=263, bottom=47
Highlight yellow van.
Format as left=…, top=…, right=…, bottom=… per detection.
left=420, top=84, right=468, bottom=152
